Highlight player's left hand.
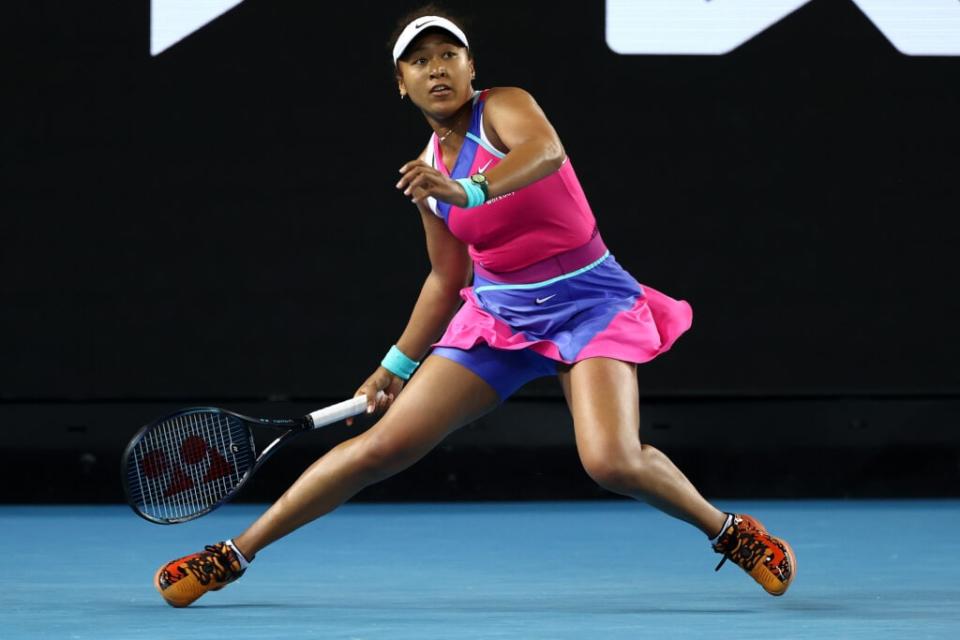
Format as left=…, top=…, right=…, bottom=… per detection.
left=397, top=159, right=468, bottom=207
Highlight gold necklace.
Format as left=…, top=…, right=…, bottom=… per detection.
left=438, top=127, right=455, bottom=143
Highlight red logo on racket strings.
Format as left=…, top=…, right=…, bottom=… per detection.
left=140, top=436, right=234, bottom=498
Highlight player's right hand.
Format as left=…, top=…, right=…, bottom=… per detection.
left=397, top=159, right=469, bottom=207
left=347, top=367, right=404, bottom=425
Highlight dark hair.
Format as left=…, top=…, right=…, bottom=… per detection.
left=387, top=3, right=473, bottom=73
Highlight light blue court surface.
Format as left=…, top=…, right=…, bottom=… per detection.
left=3, top=501, right=959, bottom=639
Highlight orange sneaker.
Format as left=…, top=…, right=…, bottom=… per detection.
left=154, top=541, right=246, bottom=607
left=713, top=514, right=796, bottom=596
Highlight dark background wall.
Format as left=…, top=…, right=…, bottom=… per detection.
left=4, top=1, right=959, bottom=501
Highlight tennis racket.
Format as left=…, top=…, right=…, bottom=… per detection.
left=121, top=392, right=384, bottom=525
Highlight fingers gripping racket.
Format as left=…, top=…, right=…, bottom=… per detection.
left=121, top=393, right=384, bottom=525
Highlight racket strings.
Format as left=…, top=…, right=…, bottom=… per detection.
left=126, top=411, right=254, bottom=522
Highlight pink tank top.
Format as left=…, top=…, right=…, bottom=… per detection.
left=424, top=90, right=598, bottom=274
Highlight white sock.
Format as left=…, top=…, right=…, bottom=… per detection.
left=709, top=513, right=734, bottom=544
left=225, top=539, right=251, bottom=569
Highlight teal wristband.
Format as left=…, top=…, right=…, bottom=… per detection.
left=455, top=178, right=486, bottom=208
left=381, top=345, right=420, bottom=380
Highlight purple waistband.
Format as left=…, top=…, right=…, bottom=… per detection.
left=473, top=231, right=608, bottom=284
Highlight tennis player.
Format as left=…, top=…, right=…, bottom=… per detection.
left=154, top=7, right=795, bottom=607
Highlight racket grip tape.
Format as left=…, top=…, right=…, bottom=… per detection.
left=307, top=391, right=387, bottom=428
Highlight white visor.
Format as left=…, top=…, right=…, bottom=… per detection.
left=392, top=16, right=469, bottom=65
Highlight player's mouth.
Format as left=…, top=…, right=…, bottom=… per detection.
left=429, top=84, right=453, bottom=97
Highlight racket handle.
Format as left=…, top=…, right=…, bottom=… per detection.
left=307, top=391, right=387, bottom=428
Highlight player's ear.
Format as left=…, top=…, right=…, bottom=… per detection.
left=395, top=65, right=407, bottom=100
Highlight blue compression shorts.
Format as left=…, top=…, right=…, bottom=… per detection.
left=431, top=344, right=558, bottom=401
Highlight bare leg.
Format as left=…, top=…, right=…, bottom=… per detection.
left=559, top=357, right=726, bottom=537
left=233, top=355, right=499, bottom=557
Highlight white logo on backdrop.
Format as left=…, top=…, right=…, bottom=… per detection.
left=151, top=0, right=245, bottom=56
left=852, top=0, right=960, bottom=56
left=606, top=0, right=960, bottom=56
left=150, top=1, right=960, bottom=57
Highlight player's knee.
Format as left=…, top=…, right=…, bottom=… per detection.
left=580, top=445, right=644, bottom=496
left=354, top=432, right=422, bottom=482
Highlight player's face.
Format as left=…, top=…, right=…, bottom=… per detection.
left=396, top=32, right=474, bottom=117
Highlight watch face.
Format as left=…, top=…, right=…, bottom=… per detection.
left=471, top=174, right=487, bottom=184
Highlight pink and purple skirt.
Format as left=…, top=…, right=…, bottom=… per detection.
left=431, top=234, right=693, bottom=400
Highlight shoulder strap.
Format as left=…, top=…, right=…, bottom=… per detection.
left=435, top=91, right=486, bottom=222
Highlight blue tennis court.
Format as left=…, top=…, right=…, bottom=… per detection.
left=3, top=500, right=958, bottom=639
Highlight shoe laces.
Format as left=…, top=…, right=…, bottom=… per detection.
left=182, top=544, right=242, bottom=586
left=714, top=523, right=771, bottom=572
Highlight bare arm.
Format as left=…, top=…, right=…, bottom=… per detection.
left=394, top=205, right=471, bottom=362
left=397, top=87, right=566, bottom=206
left=350, top=199, right=470, bottom=418
left=479, top=86, right=566, bottom=199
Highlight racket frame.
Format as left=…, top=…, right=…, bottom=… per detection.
left=121, top=408, right=312, bottom=525
left=121, top=393, right=377, bottom=524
